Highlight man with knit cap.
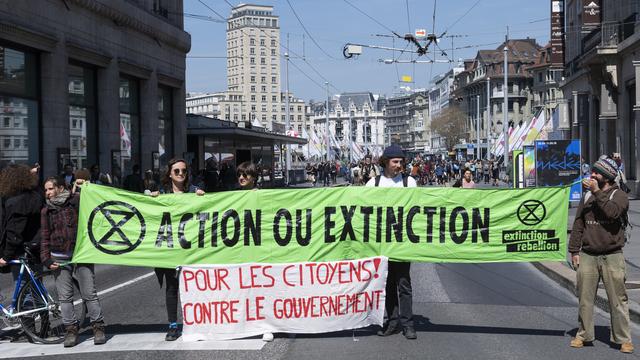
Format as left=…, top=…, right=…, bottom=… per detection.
left=569, top=156, right=633, bottom=354
left=366, top=144, right=417, bottom=340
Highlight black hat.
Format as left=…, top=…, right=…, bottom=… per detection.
left=381, top=145, right=405, bottom=159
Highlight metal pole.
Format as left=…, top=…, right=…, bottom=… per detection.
left=285, top=51, right=291, bottom=185
left=348, top=108, right=352, bottom=164
left=487, top=78, right=491, bottom=159
left=476, top=95, right=481, bottom=160
left=325, top=82, right=330, bottom=162
left=503, top=42, right=509, bottom=170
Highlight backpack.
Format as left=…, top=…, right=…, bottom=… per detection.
left=609, top=189, right=632, bottom=243
left=375, top=174, right=408, bottom=187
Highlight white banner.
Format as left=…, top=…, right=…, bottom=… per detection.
left=180, top=257, right=388, bottom=341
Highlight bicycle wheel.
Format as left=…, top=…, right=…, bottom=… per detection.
left=17, top=272, right=87, bottom=344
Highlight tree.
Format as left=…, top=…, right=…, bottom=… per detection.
left=430, top=106, right=468, bottom=151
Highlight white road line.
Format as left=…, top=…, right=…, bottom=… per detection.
left=2, top=271, right=155, bottom=331
left=73, top=271, right=156, bottom=305
left=0, top=333, right=265, bottom=358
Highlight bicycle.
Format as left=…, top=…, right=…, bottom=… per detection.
left=0, top=249, right=86, bottom=344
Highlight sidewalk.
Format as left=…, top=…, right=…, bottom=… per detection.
left=534, top=197, right=640, bottom=324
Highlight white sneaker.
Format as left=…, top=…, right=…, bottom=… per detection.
left=262, top=332, right=274, bottom=342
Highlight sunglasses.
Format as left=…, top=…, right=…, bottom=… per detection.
left=172, top=168, right=187, bottom=175
left=238, top=172, right=251, bottom=178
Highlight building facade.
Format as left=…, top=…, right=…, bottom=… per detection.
left=0, top=0, right=190, bottom=178
left=384, top=91, right=430, bottom=153
left=429, top=67, right=464, bottom=152
left=561, top=0, right=640, bottom=194
left=451, top=39, right=540, bottom=157
left=310, top=92, right=385, bottom=160
left=186, top=92, right=222, bottom=118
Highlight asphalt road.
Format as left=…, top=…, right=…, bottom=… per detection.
left=2, top=262, right=639, bottom=359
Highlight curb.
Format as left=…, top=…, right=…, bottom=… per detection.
left=533, top=261, right=640, bottom=324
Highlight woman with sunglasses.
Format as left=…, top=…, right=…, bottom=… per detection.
left=150, top=158, right=204, bottom=341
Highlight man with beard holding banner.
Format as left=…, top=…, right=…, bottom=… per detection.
left=569, top=156, right=633, bottom=354
left=366, top=145, right=417, bottom=340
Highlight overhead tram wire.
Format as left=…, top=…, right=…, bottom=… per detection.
left=438, top=0, right=482, bottom=38
left=288, top=58, right=328, bottom=92
left=285, top=0, right=339, bottom=60
left=342, top=0, right=403, bottom=39
left=218, top=0, right=342, bottom=93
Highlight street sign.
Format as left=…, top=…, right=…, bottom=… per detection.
left=415, top=29, right=426, bottom=38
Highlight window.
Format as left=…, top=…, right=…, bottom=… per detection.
left=272, top=76, right=276, bottom=84
left=260, top=39, right=265, bottom=46
left=261, top=95, right=266, bottom=101
left=271, top=49, right=276, bottom=56
left=250, top=57, right=255, bottom=64
left=118, top=76, right=141, bottom=179
left=260, top=58, right=266, bottom=65
left=251, top=76, right=255, bottom=83
left=271, top=40, right=276, bottom=47
left=158, top=86, right=173, bottom=169
left=68, top=63, right=97, bottom=170
left=261, top=76, right=266, bottom=83
left=272, top=95, right=277, bottom=102
left=0, top=46, right=39, bottom=166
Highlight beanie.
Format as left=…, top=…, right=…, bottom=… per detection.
left=592, top=156, right=619, bottom=181
left=381, top=145, right=405, bottom=160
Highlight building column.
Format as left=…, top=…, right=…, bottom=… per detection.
left=173, top=84, right=187, bottom=161
left=40, top=40, right=69, bottom=177
left=139, top=72, right=158, bottom=172
left=97, top=59, right=120, bottom=174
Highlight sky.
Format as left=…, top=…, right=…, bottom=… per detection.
left=184, top=0, right=551, bottom=101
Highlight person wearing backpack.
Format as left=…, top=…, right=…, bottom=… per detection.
left=366, top=145, right=417, bottom=340
left=568, top=156, right=633, bottom=354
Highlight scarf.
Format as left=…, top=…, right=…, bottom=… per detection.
left=46, top=189, right=70, bottom=210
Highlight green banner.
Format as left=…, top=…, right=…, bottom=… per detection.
left=73, top=183, right=569, bottom=268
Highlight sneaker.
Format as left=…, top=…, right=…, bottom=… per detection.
left=165, top=325, right=180, bottom=341
left=262, top=332, right=274, bottom=342
left=569, top=338, right=584, bottom=348
left=621, top=342, right=634, bottom=354
left=376, top=324, right=401, bottom=337
left=403, top=326, right=417, bottom=340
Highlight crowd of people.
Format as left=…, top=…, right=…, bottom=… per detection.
left=0, top=148, right=634, bottom=354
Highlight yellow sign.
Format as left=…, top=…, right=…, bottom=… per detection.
left=401, top=75, right=412, bottom=83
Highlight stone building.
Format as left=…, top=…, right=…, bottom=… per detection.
left=561, top=0, right=640, bottom=193
left=451, top=39, right=541, bottom=158
left=384, top=91, right=429, bottom=153
left=0, top=0, right=189, bottom=178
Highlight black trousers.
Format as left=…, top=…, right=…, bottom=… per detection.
left=385, top=261, right=413, bottom=328
left=155, top=268, right=179, bottom=323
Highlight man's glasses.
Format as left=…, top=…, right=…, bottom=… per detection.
left=173, top=168, right=187, bottom=175
left=238, top=172, right=250, bottom=178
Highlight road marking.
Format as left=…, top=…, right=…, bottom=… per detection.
left=2, top=271, right=155, bottom=331
left=0, top=333, right=265, bottom=357
left=74, top=271, right=156, bottom=305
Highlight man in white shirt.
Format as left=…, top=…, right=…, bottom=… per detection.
left=366, top=144, right=417, bottom=339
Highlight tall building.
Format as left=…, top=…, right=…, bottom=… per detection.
left=226, top=4, right=282, bottom=130
left=0, top=0, right=190, bottom=178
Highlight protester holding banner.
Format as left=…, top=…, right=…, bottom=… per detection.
left=568, top=156, right=633, bottom=354
left=235, top=161, right=275, bottom=342
left=40, top=177, right=106, bottom=347
left=150, top=158, right=205, bottom=341
left=366, top=145, right=417, bottom=340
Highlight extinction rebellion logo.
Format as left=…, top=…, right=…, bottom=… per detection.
left=88, top=201, right=146, bottom=255
left=502, top=200, right=559, bottom=253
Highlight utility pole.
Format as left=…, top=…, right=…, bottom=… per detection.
left=487, top=77, right=491, bottom=159
left=476, top=95, right=481, bottom=160
left=503, top=34, right=509, bottom=170
left=325, top=82, right=330, bottom=162
left=284, top=50, right=291, bottom=185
